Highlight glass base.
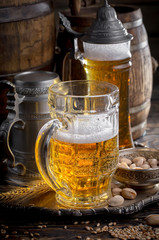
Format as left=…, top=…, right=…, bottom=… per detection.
left=56, top=192, right=111, bottom=209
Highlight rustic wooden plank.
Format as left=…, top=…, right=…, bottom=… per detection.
left=1, top=202, right=159, bottom=239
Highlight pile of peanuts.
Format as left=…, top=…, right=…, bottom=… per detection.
left=118, top=156, right=159, bottom=169
left=108, top=183, right=137, bottom=207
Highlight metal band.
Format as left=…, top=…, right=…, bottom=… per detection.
left=131, top=40, right=148, bottom=51
left=0, top=0, right=53, bottom=23
left=123, top=18, right=143, bottom=30
left=131, top=120, right=147, bottom=133
left=130, top=100, right=151, bottom=114
left=0, top=58, right=54, bottom=80
left=19, top=113, right=51, bottom=120
left=16, top=87, right=48, bottom=96
left=12, top=149, right=35, bottom=161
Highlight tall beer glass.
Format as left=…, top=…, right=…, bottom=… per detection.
left=83, top=42, right=133, bottom=149
left=35, top=80, right=119, bottom=209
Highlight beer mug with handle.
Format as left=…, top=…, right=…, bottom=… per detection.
left=35, top=80, right=119, bottom=209
left=59, top=0, right=134, bottom=150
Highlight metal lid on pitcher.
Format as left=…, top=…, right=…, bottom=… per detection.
left=14, top=71, right=60, bottom=96
left=82, top=0, right=133, bottom=44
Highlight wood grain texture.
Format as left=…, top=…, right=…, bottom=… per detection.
left=0, top=0, right=55, bottom=78
left=135, top=99, right=159, bottom=149
left=115, top=5, right=153, bottom=139
left=69, top=0, right=81, bottom=15
left=0, top=187, right=159, bottom=239
left=0, top=0, right=55, bottom=123
left=0, top=0, right=41, bottom=7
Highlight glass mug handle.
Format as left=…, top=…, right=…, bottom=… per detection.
left=35, top=119, right=72, bottom=199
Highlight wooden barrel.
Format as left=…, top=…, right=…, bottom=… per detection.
left=60, top=4, right=153, bottom=140
left=0, top=0, right=56, bottom=124
left=115, top=5, right=153, bottom=140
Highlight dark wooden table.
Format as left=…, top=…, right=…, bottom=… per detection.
left=0, top=98, right=159, bottom=240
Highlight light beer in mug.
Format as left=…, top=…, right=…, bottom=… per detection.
left=35, top=80, right=119, bottom=209
left=48, top=115, right=118, bottom=208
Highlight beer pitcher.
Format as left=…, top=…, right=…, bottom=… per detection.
left=35, top=80, right=119, bottom=209
left=59, top=0, right=134, bottom=149
left=0, top=71, right=60, bottom=186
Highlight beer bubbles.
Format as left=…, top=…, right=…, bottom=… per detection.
left=83, top=42, right=131, bottom=61
left=55, top=113, right=118, bottom=144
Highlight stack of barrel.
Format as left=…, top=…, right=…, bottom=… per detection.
left=0, top=0, right=56, bottom=124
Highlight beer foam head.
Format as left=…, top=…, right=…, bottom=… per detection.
left=83, top=42, right=131, bottom=61
left=56, top=114, right=118, bottom=144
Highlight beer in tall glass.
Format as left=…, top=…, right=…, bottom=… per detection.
left=83, top=42, right=133, bottom=149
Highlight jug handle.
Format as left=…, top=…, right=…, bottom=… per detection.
left=35, top=119, right=72, bottom=198
left=58, top=12, right=83, bottom=38
left=58, top=12, right=84, bottom=59
left=58, top=12, right=84, bottom=80
left=0, top=80, right=25, bottom=172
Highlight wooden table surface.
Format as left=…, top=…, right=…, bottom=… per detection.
left=0, top=98, right=159, bottom=240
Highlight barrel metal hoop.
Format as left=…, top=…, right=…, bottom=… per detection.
left=19, top=113, right=51, bottom=120
left=123, top=18, right=143, bottom=30
left=130, top=100, right=151, bottom=114
left=131, top=40, right=148, bottom=52
left=0, top=58, right=54, bottom=80
left=0, top=0, right=53, bottom=23
left=131, top=120, right=147, bottom=133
